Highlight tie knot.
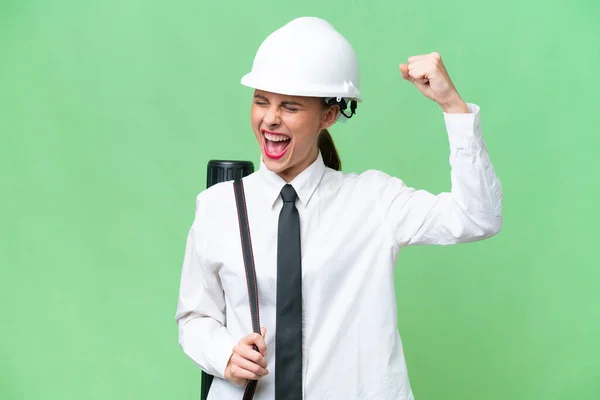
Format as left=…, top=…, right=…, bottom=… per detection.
left=280, top=184, right=298, bottom=203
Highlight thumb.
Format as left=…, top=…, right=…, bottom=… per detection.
left=399, top=63, right=428, bottom=92
left=261, top=327, right=266, bottom=338
left=399, top=64, right=411, bottom=81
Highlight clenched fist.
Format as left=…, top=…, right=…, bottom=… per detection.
left=400, top=52, right=468, bottom=114
left=225, top=327, right=269, bottom=386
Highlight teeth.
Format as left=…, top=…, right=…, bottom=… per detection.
left=264, top=132, right=290, bottom=142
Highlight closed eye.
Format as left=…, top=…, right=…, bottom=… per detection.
left=253, top=94, right=270, bottom=106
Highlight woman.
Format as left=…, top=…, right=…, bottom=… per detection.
left=175, top=17, right=502, bottom=400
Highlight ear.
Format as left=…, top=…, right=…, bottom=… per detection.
left=320, top=105, right=340, bottom=130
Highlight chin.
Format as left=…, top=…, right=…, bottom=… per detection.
left=262, top=156, right=289, bottom=173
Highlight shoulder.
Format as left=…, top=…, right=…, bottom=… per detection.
left=195, top=181, right=232, bottom=212
left=194, top=172, right=260, bottom=215
left=321, top=167, right=407, bottom=192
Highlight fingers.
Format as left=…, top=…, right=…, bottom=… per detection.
left=400, top=52, right=460, bottom=105
left=399, top=63, right=411, bottom=81
left=408, top=60, right=431, bottom=83
left=226, top=363, right=256, bottom=386
left=399, top=61, right=428, bottom=85
left=408, top=52, right=441, bottom=64
left=226, top=329, right=270, bottom=386
left=240, top=330, right=267, bottom=357
left=237, top=343, right=267, bottom=367
left=230, top=353, right=269, bottom=379
left=401, top=52, right=443, bottom=83
left=400, top=63, right=427, bottom=87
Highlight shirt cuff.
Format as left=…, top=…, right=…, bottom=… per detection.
left=207, top=329, right=237, bottom=379
left=443, top=102, right=483, bottom=149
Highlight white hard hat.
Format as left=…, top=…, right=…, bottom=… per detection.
left=241, top=17, right=362, bottom=105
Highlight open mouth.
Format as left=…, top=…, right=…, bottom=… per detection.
left=262, top=130, right=291, bottom=160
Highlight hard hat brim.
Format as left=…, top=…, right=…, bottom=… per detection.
left=241, top=73, right=363, bottom=102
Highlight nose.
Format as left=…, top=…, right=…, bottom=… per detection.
left=263, top=105, right=281, bottom=128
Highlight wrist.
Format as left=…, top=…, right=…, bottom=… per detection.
left=441, top=95, right=468, bottom=114
left=224, top=353, right=233, bottom=381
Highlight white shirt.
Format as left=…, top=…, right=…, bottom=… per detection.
left=175, top=103, right=502, bottom=400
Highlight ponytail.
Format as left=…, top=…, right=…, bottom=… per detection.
left=318, top=129, right=341, bottom=171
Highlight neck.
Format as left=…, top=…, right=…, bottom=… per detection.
left=277, top=149, right=319, bottom=183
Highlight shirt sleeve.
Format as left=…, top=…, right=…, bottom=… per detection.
left=174, top=193, right=236, bottom=379
left=380, top=103, right=503, bottom=247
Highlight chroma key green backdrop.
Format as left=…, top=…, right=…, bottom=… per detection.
left=1, top=0, right=599, bottom=399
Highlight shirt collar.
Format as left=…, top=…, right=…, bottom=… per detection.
left=258, top=152, right=326, bottom=208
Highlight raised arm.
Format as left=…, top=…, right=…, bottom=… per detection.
left=383, top=53, right=503, bottom=246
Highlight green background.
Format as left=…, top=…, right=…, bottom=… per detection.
left=1, top=0, right=599, bottom=399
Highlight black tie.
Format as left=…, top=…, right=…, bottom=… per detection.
left=275, top=184, right=303, bottom=400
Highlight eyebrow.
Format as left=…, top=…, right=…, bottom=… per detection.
left=281, top=100, right=304, bottom=107
left=254, top=94, right=305, bottom=107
